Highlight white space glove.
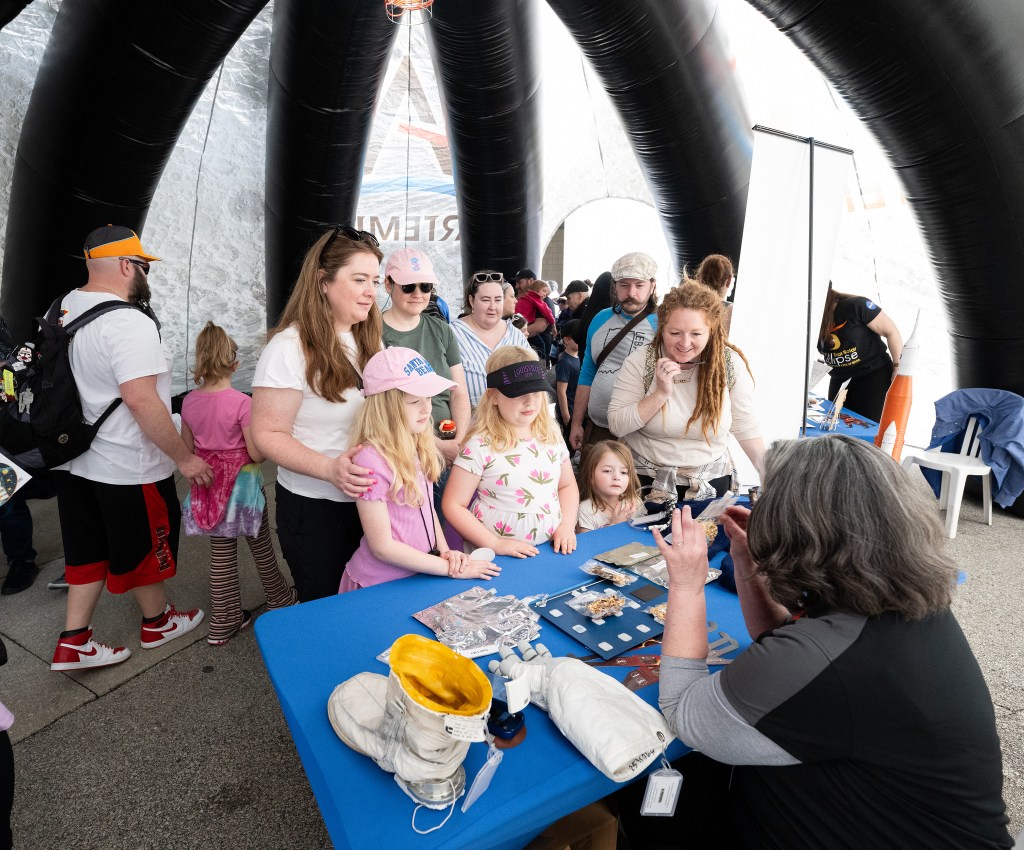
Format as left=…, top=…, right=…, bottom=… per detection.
left=489, top=640, right=673, bottom=782
left=488, top=640, right=559, bottom=711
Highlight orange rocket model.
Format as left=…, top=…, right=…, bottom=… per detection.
left=874, top=316, right=919, bottom=461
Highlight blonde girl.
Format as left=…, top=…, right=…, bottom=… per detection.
left=443, top=346, right=579, bottom=557
left=338, top=348, right=500, bottom=591
left=576, top=439, right=642, bottom=532
left=181, top=322, right=296, bottom=646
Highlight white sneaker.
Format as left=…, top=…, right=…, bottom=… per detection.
left=51, top=628, right=132, bottom=671
left=140, top=604, right=205, bottom=649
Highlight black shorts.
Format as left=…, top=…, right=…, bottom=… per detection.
left=54, top=471, right=180, bottom=594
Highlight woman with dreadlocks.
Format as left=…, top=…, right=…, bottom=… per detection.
left=607, top=281, right=764, bottom=501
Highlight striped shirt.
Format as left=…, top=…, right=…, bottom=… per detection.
left=451, top=318, right=529, bottom=409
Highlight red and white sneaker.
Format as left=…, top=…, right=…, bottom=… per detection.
left=51, top=628, right=131, bottom=671
left=140, top=603, right=205, bottom=649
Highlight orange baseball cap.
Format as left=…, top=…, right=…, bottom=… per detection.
left=83, top=225, right=161, bottom=262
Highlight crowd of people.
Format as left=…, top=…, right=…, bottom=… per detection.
left=0, top=223, right=1012, bottom=850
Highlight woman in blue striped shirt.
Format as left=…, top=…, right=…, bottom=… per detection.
left=451, top=271, right=529, bottom=409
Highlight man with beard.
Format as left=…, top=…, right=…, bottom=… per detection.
left=568, top=253, right=658, bottom=465
left=49, top=226, right=212, bottom=672
left=513, top=268, right=537, bottom=297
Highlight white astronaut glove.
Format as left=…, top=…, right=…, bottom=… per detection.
left=489, top=640, right=673, bottom=782
left=488, top=640, right=560, bottom=711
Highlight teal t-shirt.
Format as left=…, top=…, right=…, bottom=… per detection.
left=382, top=315, right=462, bottom=428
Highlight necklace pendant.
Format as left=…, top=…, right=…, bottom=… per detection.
left=429, top=548, right=441, bottom=557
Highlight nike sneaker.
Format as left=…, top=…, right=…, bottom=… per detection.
left=51, top=628, right=131, bottom=671
left=140, top=603, right=205, bottom=649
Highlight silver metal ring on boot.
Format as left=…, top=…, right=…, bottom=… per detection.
left=398, top=765, right=466, bottom=809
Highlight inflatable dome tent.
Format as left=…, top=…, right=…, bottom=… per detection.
left=0, top=0, right=1022, bottom=510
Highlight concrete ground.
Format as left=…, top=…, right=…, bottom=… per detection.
left=1, top=466, right=1021, bottom=849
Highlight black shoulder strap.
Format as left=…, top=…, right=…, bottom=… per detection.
left=44, top=295, right=159, bottom=338
left=39, top=296, right=160, bottom=431
left=594, top=307, right=654, bottom=370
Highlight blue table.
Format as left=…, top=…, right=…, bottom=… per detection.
left=255, top=522, right=750, bottom=850
left=802, top=395, right=879, bottom=442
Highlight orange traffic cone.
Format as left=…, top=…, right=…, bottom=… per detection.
left=874, top=317, right=919, bottom=461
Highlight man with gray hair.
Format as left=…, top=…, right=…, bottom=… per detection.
left=569, top=252, right=658, bottom=463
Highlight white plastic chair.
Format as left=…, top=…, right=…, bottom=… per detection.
left=902, top=416, right=993, bottom=538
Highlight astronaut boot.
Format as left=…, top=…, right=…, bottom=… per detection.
left=328, top=634, right=491, bottom=808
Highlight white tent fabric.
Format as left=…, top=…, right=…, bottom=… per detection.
left=731, top=129, right=851, bottom=451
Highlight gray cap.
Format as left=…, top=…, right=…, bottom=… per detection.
left=611, top=252, right=657, bottom=282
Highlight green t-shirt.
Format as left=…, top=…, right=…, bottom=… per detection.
left=382, top=314, right=462, bottom=428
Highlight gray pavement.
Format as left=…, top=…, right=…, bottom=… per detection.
left=1, top=466, right=1021, bottom=849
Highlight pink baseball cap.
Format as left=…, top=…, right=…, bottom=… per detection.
left=385, top=247, right=440, bottom=287
left=362, top=347, right=457, bottom=398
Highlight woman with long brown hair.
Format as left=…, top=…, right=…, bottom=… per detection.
left=251, top=226, right=383, bottom=601
left=607, top=281, right=764, bottom=500
left=817, top=282, right=903, bottom=421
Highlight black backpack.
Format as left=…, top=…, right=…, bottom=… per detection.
left=0, top=296, right=152, bottom=468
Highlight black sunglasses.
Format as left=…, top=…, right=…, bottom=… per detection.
left=120, top=257, right=150, bottom=276
left=397, top=282, right=433, bottom=294
left=319, top=225, right=379, bottom=268
left=472, top=271, right=505, bottom=284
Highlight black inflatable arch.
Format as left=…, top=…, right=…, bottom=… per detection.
left=748, top=0, right=1024, bottom=394
left=0, top=0, right=269, bottom=339
left=1, top=0, right=1023, bottom=400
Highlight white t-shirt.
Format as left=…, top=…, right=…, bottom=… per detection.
left=252, top=325, right=365, bottom=502
left=577, top=498, right=611, bottom=531
left=58, top=290, right=176, bottom=484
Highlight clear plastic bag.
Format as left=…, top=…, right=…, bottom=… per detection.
left=694, top=492, right=738, bottom=524
left=630, top=559, right=721, bottom=589
left=646, top=602, right=668, bottom=624
left=566, top=588, right=627, bottom=620
left=580, top=560, right=638, bottom=587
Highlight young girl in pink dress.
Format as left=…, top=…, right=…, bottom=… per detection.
left=181, top=322, right=296, bottom=645
left=442, top=346, right=579, bottom=558
left=338, top=347, right=501, bottom=592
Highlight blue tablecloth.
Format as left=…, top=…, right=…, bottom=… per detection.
left=801, top=395, right=879, bottom=442
left=255, top=522, right=750, bottom=850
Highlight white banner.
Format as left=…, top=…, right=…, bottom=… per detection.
left=731, top=129, right=851, bottom=454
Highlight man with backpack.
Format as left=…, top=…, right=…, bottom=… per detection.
left=49, top=226, right=212, bottom=671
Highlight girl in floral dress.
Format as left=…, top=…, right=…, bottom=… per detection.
left=443, top=346, right=579, bottom=558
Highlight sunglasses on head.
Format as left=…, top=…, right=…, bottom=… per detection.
left=397, top=282, right=433, bottom=294
left=472, top=272, right=505, bottom=284
left=319, top=225, right=379, bottom=268
left=121, top=257, right=150, bottom=276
